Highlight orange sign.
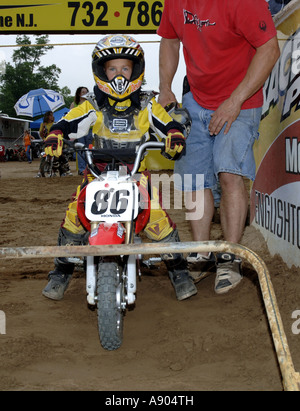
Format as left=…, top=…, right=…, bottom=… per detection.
left=0, top=0, right=164, bottom=33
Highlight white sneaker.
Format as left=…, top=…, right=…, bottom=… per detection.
left=187, top=252, right=216, bottom=283
left=215, top=253, right=242, bottom=294
left=187, top=252, right=214, bottom=263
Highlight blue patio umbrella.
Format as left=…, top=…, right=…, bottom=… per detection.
left=14, top=88, right=65, bottom=118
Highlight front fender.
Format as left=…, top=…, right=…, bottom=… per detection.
left=89, top=222, right=125, bottom=245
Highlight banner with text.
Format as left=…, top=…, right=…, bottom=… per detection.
left=250, top=5, right=300, bottom=268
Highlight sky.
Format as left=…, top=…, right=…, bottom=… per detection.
left=0, top=33, right=186, bottom=105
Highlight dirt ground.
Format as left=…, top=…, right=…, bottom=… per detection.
left=0, top=158, right=299, bottom=392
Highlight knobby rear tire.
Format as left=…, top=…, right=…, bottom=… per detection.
left=97, top=261, right=124, bottom=351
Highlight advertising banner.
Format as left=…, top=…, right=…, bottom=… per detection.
left=0, top=0, right=163, bottom=33
left=251, top=2, right=300, bottom=268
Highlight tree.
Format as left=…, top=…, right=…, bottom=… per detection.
left=0, top=35, right=68, bottom=117
left=60, top=86, right=73, bottom=109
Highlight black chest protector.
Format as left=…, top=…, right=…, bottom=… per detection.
left=94, top=104, right=145, bottom=151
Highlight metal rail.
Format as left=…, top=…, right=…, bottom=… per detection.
left=0, top=240, right=299, bottom=391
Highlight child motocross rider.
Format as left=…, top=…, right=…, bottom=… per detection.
left=42, top=34, right=197, bottom=302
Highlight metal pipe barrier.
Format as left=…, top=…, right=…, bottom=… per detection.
left=0, top=240, right=299, bottom=391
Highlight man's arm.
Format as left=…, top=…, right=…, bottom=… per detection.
left=209, top=36, right=280, bottom=135
left=158, top=37, right=181, bottom=108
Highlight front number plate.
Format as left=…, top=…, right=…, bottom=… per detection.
left=85, top=180, right=139, bottom=222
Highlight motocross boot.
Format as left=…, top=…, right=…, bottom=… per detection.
left=42, top=267, right=73, bottom=301
left=59, top=155, right=73, bottom=177
left=159, top=229, right=197, bottom=301
left=42, top=227, right=88, bottom=301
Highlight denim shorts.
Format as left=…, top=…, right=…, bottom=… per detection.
left=174, top=92, right=262, bottom=192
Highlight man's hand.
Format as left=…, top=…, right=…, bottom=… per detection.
left=158, top=90, right=177, bottom=110
left=162, top=129, right=186, bottom=160
left=44, top=131, right=64, bottom=157
left=209, top=97, right=242, bottom=136
left=209, top=36, right=280, bottom=136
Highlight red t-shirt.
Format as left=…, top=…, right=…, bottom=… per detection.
left=157, top=0, right=277, bottom=110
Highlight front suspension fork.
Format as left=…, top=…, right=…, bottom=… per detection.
left=85, top=221, right=138, bottom=306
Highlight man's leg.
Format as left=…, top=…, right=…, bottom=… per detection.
left=219, top=172, right=248, bottom=243
left=214, top=172, right=246, bottom=294
left=185, top=189, right=217, bottom=281
left=186, top=189, right=214, bottom=244
left=212, top=107, right=262, bottom=294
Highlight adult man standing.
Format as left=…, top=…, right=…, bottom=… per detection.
left=157, top=0, right=280, bottom=294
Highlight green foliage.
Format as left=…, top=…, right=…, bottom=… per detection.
left=0, top=35, right=72, bottom=118
left=60, top=86, right=73, bottom=108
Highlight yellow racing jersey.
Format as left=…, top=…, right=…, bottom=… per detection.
left=52, top=91, right=183, bottom=149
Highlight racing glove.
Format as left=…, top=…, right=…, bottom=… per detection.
left=162, top=129, right=186, bottom=161
left=44, top=130, right=64, bottom=157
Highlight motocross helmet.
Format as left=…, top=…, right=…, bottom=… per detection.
left=92, top=34, right=145, bottom=102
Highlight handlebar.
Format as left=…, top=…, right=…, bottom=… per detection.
left=64, top=140, right=165, bottom=178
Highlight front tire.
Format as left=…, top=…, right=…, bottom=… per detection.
left=41, top=156, right=53, bottom=177
left=97, top=261, right=124, bottom=350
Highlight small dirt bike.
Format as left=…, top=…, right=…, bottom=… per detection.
left=6, top=144, right=26, bottom=161
left=69, top=140, right=165, bottom=350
